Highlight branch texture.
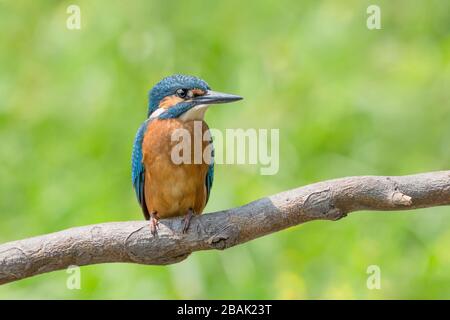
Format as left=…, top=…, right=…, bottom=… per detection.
left=1, top=171, right=450, bottom=285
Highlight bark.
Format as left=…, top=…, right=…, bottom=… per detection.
left=1, top=170, right=449, bottom=285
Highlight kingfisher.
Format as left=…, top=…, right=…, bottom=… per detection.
left=131, top=74, right=242, bottom=234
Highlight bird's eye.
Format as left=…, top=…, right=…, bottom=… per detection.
left=176, top=89, right=188, bottom=98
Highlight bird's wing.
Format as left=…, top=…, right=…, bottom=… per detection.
left=131, top=119, right=151, bottom=220
left=205, top=142, right=214, bottom=205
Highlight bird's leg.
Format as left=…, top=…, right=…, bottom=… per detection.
left=182, top=208, right=194, bottom=234
left=149, top=211, right=160, bottom=236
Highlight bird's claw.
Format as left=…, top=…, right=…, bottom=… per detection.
left=149, top=212, right=160, bottom=236
left=182, top=209, right=194, bottom=234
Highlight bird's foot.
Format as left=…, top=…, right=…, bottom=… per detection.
left=149, top=211, right=160, bottom=236
left=182, top=208, right=194, bottom=234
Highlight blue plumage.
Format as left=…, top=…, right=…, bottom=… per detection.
left=148, top=74, right=210, bottom=117
left=131, top=119, right=150, bottom=216
left=205, top=157, right=214, bottom=204
left=157, top=101, right=194, bottom=120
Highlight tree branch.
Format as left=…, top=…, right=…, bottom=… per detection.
left=1, top=170, right=449, bottom=285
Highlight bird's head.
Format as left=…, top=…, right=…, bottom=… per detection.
left=147, top=74, right=242, bottom=120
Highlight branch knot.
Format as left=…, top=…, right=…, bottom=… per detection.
left=392, top=191, right=412, bottom=206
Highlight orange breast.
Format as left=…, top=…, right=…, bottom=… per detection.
left=142, top=118, right=210, bottom=218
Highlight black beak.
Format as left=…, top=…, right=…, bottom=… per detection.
left=192, top=90, right=243, bottom=105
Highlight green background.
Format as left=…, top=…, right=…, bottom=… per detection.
left=0, top=0, right=449, bottom=299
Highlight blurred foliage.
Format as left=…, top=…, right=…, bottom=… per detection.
left=0, top=0, right=449, bottom=299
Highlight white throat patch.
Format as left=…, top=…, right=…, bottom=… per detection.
left=149, top=107, right=165, bottom=120
left=179, top=104, right=209, bottom=121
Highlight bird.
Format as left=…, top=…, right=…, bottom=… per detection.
left=131, top=74, right=243, bottom=234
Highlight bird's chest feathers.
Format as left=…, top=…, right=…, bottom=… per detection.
left=142, top=119, right=209, bottom=179
left=142, top=118, right=210, bottom=215
left=143, top=118, right=210, bottom=162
